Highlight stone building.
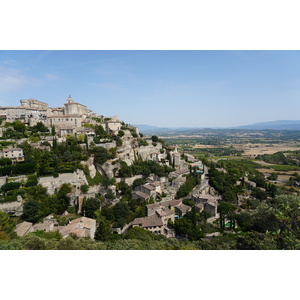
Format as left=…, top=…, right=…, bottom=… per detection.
left=105, top=120, right=121, bottom=135
left=59, top=217, right=96, bottom=239
left=20, top=98, right=49, bottom=109
left=132, top=205, right=175, bottom=237
left=46, top=114, right=84, bottom=128
left=0, top=148, right=24, bottom=162
left=64, top=96, right=89, bottom=115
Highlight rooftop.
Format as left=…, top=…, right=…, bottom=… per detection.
left=15, top=221, right=33, bottom=237
left=70, top=217, right=96, bottom=230
left=175, top=203, right=192, bottom=214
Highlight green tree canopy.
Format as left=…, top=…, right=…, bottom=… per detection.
left=83, top=198, right=100, bottom=218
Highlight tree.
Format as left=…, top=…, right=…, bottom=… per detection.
left=32, top=122, right=49, bottom=133
left=171, top=216, right=203, bottom=241
left=92, top=147, right=109, bottom=165
left=151, top=135, right=159, bottom=143
left=83, top=198, right=100, bottom=218
left=222, top=190, right=237, bottom=204
left=132, top=177, right=146, bottom=188
left=22, top=199, right=40, bottom=223
left=117, top=130, right=125, bottom=137
left=236, top=232, right=277, bottom=250
left=56, top=184, right=72, bottom=214
left=0, top=211, right=16, bottom=239
left=81, top=184, right=89, bottom=193
left=217, top=201, right=236, bottom=230
left=94, top=217, right=113, bottom=241
left=1, top=182, right=22, bottom=193
left=125, top=227, right=158, bottom=241
left=113, top=202, right=130, bottom=228
left=51, top=125, right=56, bottom=136
left=268, top=172, right=278, bottom=181
left=13, top=120, right=26, bottom=133
left=272, top=195, right=300, bottom=249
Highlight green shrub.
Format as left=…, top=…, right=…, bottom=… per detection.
left=67, top=206, right=76, bottom=214
left=1, top=182, right=22, bottom=193
left=81, top=184, right=89, bottom=193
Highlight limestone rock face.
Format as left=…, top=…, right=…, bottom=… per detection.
left=38, top=169, right=88, bottom=195
left=81, top=156, right=97, bottom=178
left=98, top=161, right=120, bottom=179
left=0, top=200, right=23, bottom=216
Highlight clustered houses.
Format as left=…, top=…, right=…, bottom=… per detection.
left=0, top=96, right=124, bottom=136
left=0, top=148, right=24, bottom=162
left=15, top=215, right=96, bottom=239
left=131, top=199, right=192, bottom=237
left=0, top=96, right=212, bottom=240
left=132, top=182, right=162, bottom=201
left=193, top=194, right=220, bottom=217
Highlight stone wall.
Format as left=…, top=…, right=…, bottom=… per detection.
left=121, top=175, right=144, bottom=186
left=38, top=169, right=88, bottom=195
left=0, top=199, right=23, bottom=216
left=80, top=156, right=97, bottom=178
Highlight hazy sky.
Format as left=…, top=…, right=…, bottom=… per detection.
left=0, top=50, right=299, bottom=127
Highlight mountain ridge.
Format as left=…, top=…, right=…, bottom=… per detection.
left=135, top=120, right=300, bottom=134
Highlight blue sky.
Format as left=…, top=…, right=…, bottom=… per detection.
left=0, top=50, right=299, bottom=127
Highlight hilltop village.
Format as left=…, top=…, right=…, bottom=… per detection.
left=0, top=96, right=219, bottom=241
left=0, top=96, right=299, bottom=250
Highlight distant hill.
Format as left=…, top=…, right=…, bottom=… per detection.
left=134, top=124, right=202, bottom=135
left=135, top=121, right=300, bottom=135
left=233, top=120, right=300, bottom=130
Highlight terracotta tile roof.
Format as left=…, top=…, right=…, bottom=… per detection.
left=156, top=207, right=174, bottom=217
left=206, top=199, right=218, bottom=207
left=32, top=223, right=52, bottom=231
left=48, top=114, right=82, bottom=118
left=146, top=203, right=161, bottom=209
left=160, top=199, right=182, bottom=208
left=3, top=148, right=23, bottom=151
left=142, top=214, right=163, bottom=228
left=59, top=223, right=90, bottom=238
left=70, top=217, right=96, bottom=230
left=175, top=203, right=192, bottom=214
left=133, top=191, right=150, bottom=200
left=15, top=221, right=33, bottom=237
left=132, top=214, right=164, bottom=228
left=199, top=194, right=217, bottom=201
left=132, top=217, right=144, bottom=226
left=155, top=209, right=168, bottom=217
left=143, top=183, right=156, bottom=191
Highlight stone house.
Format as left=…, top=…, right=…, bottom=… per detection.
left=132, top=205, right=175, bottom=237
left=47, top=114, right=84, bottom=129
left=0, top=148, right=24, bottom=162
left=32, top=222, right=54, bottom=232
left=204, top=199, right=218, bottom=217
left=59, top=217, right=96, bottom=239
left=171, top=176, right=186, bottom=189
left=63, top=96, right=89, bottom=116
left=59, top=126, right=75, bottom=137
left=193, top=194, right=219, bottom=217
left=15, top=221, right=34, bottom=237
left=174, top=203, right=192, bottom=217
left=75, top=127, right=95, bottom=136
left=132, top=191, right=150, bottom=202
left=135, top=183, right=157, bottom=198
left=105, top=120, right=121, bottom=135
